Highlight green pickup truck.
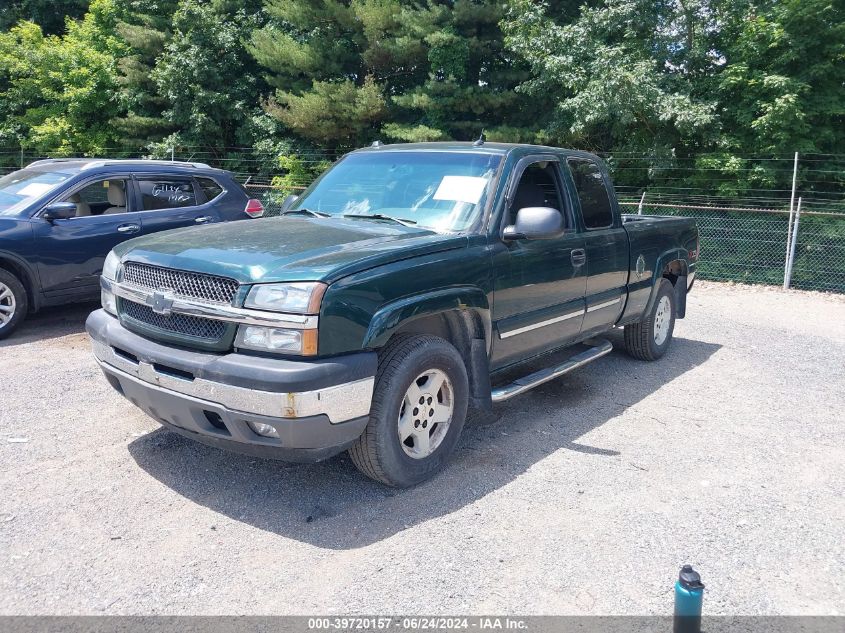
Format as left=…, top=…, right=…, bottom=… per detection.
left=86, top=142, right=698, bottom=487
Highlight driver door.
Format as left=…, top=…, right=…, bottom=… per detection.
left=490, top=157, right=587, bottom=369
left=32, top=176, right=142, bottom=297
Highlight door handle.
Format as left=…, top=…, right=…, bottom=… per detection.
left=117, top=224, right=140, bottom=234
left=194, top=216, right=213, bottom=224
left=571, top=248, right=587, bottom=266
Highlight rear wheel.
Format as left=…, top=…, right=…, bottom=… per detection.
left=349, top=335, right=469, bottom=487
left=624, top=278, right=675, bottom=361
left=0, top=269, right=27, bottom=340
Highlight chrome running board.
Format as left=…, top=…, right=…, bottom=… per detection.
left=490, top=338, right=613, bottom=403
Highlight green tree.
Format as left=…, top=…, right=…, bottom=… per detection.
left=0, top=0, right=125, bottom=154
left=110, top=0, right=180, bottom=146
left=0, top=0, right=90, bottom=35
left=714, top=0, right=845, bottom=158
left=150, top=0, right=268, bottom=153
left=502, top=0, right=717, bottom=153
left=250, top=0, right=538, bottom=149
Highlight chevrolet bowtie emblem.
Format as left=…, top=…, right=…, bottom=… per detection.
left=150, top=291, right=175, bottom=316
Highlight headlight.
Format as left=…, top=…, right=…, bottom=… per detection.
left=235, top=325, right=318, bottom=356
left=101, top=288, right=117, bottom=316
left=102, top=251, right=121, bottom=282
left=244, top=282, right=326, bottom=314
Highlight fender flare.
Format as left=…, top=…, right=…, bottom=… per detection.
left=363, top=286, right=491, bottom=350
left=643, top=249, right=689, bottom=316
left=0, top=250, right=41, bottom=311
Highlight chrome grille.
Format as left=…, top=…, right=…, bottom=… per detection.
left=122, top=262, right=238, bottom=305
left=122, top=300, right=227, bottom=341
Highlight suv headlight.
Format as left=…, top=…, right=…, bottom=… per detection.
left=244, top=282, right=326, bottom=314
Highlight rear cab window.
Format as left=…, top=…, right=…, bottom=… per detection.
left=566, top=158, right=615, bottom=230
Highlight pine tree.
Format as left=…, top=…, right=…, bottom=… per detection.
left=110, top=0, right=181, bottom=147
left=249, top=0, right=539, bottom=149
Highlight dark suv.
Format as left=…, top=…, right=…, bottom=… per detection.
left=0, top=159, right=263, bottom=338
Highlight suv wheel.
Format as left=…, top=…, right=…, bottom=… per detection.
left=0, top=269, right=27, bottom=340
left=623, top=278, right=676, bottom=361
left=349, top=335, right=469, bottom=487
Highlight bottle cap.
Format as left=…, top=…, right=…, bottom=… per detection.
left=679, top=564, right=705, bottom=590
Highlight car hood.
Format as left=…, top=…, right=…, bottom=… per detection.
left=115, top=216, right=468, bottom=284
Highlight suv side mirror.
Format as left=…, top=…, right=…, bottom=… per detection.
left=42, top=202, right=78, bottom=221
left=503, top=207, right=565, bottom=240
left=280, top=194, right=298, bottom=213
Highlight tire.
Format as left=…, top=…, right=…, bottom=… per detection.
left=0, top=268, right=27, bottom=340
left=624, top=278, right=675, bottom=361
left=349, top=334, right=469, bottom=487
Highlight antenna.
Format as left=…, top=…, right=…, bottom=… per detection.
left=371, top=140, right=383, bottom=148
left=473, top=131, right=486, bottom=147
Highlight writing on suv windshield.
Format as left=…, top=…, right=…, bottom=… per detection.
left=292, top=151, right=502, bottom=232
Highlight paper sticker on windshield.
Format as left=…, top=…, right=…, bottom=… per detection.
left=17, top=182, right=56, bottom=197
left=433, top=176, right=488, bottom=205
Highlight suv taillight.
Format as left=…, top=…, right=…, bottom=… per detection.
left=244, top=198, right=265, bottom=218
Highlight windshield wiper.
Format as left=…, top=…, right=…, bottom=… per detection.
left=282, top=208, right=331, bottom=218
left=342, top=213, right=418, bottom=227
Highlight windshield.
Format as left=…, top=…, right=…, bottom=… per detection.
left=292, top=151, right=502, bottom=232
left=0, top=169, right=74, bottom=215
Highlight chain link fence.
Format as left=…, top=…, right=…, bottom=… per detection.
left=242, top=182, right=302, bottom=218
left=2, top=148, right=843, bottom=294
left=618, top=200, right=845, bottom=293
left=243, top=179, right=845, bottom=294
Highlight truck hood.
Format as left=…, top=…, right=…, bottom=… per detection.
left=115, top=216, right=468, bottom=284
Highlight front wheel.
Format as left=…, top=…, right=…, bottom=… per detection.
left=0, top=269, right=27, bottom=340
left=349, top=335, right=469, bottom=487
left=624, top=278, right=676, bottom=361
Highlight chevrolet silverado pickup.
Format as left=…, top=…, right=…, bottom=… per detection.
left=86, top=142, right=699, bottom=487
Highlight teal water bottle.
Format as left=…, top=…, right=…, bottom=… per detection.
left=674, top=564, right=705, bottom=633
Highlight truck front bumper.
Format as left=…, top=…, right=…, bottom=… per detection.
left=86, top=309, right=376, bottom=462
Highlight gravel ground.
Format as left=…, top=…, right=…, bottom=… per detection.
left=0, top=281, right=843, bottom=615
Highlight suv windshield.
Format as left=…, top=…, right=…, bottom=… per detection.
left=292, top=151, right=502, bottom=232
left=0, top=169, right=75, bottom=215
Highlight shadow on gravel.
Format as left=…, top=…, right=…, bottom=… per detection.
left=128, top=334, right=720, bottom=550
left=0, top=301, right=97, bottom=348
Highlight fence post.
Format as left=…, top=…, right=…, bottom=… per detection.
left=638, top=191, right=646, bottom=215
left=783, top=152, right=799, bottom=285
left=783, top=197, right=802, bottom=290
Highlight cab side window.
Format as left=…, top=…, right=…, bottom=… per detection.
left=566, top=158, right=614, bottom=229
left=509, top=162, right=568, bottom=227
left=137, top=178, right=197, bottom=211
left=61, top=179, right=129, bottom=217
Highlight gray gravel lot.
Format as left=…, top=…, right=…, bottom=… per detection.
left=0, top=281, right=843, bottom=615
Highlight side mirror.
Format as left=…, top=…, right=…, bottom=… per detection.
left=280, top=194, right=298, bottom=213
left=42, top=202, right=78, bottom=221
left=503, top=207, right=565, bottom=240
